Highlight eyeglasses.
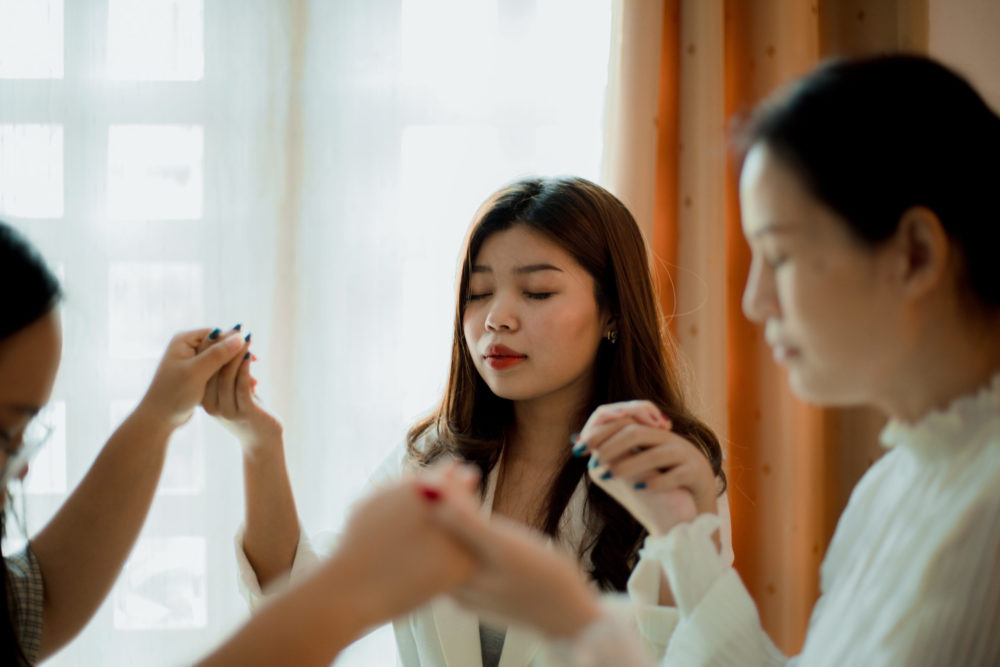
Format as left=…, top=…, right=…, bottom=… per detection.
left=0, top=407, right=55, bottom=491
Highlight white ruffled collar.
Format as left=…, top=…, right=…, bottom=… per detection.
left=880, top=370, right=1000, bottom=456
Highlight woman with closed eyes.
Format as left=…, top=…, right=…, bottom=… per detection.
left=216, top=176, right=732, bottom=666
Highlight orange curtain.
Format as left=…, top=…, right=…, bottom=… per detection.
left=647, top=0, right=927, bottom=654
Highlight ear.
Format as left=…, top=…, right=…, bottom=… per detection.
left=888, top=206, right=950, bottom=301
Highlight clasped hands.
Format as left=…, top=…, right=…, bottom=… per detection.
left=336, top=400, right=721, bottom=640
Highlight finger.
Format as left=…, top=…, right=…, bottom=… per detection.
left=428, top=490, right=499, bottom=560
left=217, top=335, right=251, bottom=415
left=605, top=441, right=690, bottom=482
left=189, top=330, right=245, bottom=381
left=596, top=424, right=690, bottom=466
left=234, top=351, right=254, bottom=413
left=582, top=400, right=670, bottom=433
left=576, top=416, right=640, bottom=458
left=192, top=323, right=237, bottom=357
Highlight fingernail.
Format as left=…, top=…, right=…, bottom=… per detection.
left=233, top=323, right=242, bottom=331
left=208, top=328, right=221, bottom=340
left=634, top=481, right=647, bottom=490
left=600, top=470, right=613, bottom=480
left=244, top=352, right=251, bottom=360
left=569, top=432, right=580, bottom=444
left=419, top=486, right=441, bottom=502
left=588, top=456, right=599, bottom=470
left=572, top=442, right=588, bottom=457
left=251, top=354, right=258, bottom=362
left=244, top=333, right=252, bottom=342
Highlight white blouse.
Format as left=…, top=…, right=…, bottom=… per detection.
left=556, top=372, right=1000, bottom=666
left=234, top=444, right=734, bottom=667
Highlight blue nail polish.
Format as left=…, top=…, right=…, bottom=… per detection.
left=208, top=328, right=221, bottom=340
left=634, top=482, right=647, bottom=490
left=233, top=323, right=242, bottom=331
left=244, top=333, right=252, bottom=342
left=244, top=352, right=251, bottom=360
left=569, top=432, right=580, bottom=444
left=600, top=471, right=613, bottom=480
left=588, top=456, right=599, bottom=470
left=572, top=442, right=588, bottom=457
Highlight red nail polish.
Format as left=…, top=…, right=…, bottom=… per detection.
left=419, top=486, right=441, bottom=502
left=251, top=354, right=258, bottom=362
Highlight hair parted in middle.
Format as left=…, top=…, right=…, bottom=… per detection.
left=407, top=176, right=724, bottom=592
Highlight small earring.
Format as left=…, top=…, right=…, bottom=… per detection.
left=605, top=329, right=618, bottom=344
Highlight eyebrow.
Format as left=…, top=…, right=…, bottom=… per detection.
left=747, top=222, right=799, bottom=239
left=1, top=405, right=41, bottom=417
left=470, top=263, right=564, bottom=275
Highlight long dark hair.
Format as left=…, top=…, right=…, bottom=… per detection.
left=739, top=54, right=1000, bottom=315
left=407, top=177, right=724, bottom=591
left=1, top=220, right=63, bottom=664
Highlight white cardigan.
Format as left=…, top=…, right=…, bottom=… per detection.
left=554, top=372, right=1000, bottom=666
left=235, top=444, right=734, bottom=667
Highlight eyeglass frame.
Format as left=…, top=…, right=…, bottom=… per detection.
left=0, top=407, right=55, bottom=491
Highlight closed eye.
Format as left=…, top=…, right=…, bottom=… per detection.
left=524, top=292, right=553, bottom=300
left=468, top=292, right=492, bottom=301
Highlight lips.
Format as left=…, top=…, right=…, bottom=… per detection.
left=484, top=344, right=527, bottom=370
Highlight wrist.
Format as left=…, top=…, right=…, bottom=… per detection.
left=128, top=403, right=180, bottom=442
left=241, top=432, right=286, bottom=464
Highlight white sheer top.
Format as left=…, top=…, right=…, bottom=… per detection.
left=552, top=372, right=1000, bottom=666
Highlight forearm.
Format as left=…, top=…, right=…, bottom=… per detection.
left=242, top=437, right=301, bottom=587
left=31, top=407, right=175, bottom=658
left=196, top=551, right=372, bottom=667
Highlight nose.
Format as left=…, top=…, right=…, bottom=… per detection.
left=485, top=293, right=518, bottom=332
left=742, top=257, right=779, bottom=324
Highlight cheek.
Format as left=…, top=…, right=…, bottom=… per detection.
left=535, top=304, right=601, bottom=351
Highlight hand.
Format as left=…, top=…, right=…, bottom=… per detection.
left=197, top=326, right=283, bottom=453
left=426, top=468, right=603, bottom=638
left=336, top=463, right=479, bottom=627
left=578, top=400, right=716, bottom=537
left=134, top=328, right=247, bottom=431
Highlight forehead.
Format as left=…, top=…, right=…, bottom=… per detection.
left=472, top=225, right=580, bottom=272
left=0, top=310, right=62, bottom=414
left=739, top=144, right=839, bottom=241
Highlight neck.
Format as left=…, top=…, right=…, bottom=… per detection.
left=508, top=381, right=591, bottom=467
left=878, top=307, right=1000, bottom=423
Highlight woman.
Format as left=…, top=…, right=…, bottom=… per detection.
left=426, top=54, right=1000, bottom=666
left=0, top=221, right=247, bottom=664
left=220, top=176, right=731, bottom=665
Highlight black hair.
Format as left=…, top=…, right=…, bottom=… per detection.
left=1, top=221, right=62, bottom=339
left=740, top=54, right=1000, bottom=313
left=1, top=220, right=61, bottom=665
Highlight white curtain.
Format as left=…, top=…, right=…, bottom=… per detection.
left=0, top=0, right=615, bottom=664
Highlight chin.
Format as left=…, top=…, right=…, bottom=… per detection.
left=787, top=369, right=867, bottom=408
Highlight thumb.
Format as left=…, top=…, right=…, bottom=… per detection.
left=189, top=333, right=244, bottom=379
left=428, top=489, right=496, bottom=561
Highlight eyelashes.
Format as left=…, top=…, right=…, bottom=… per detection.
left=467, top=291, right=554, bottom=302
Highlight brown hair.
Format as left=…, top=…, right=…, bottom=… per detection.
left=407, top=176, right=724, bottom=591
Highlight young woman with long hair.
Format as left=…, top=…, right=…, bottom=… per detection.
left=222, top=176, right=730, bottom=666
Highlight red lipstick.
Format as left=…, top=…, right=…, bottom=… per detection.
left=485, top=344, right=527, bottom=370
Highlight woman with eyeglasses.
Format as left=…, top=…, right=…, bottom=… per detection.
left=0, top=221, right=252, bottom=665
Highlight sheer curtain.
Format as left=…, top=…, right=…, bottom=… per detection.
left=0, top=1, right=615, bottom=664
